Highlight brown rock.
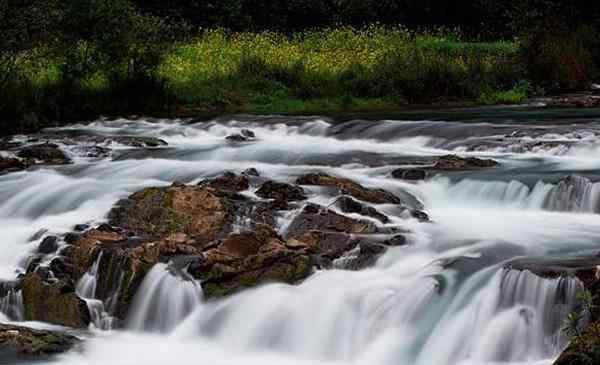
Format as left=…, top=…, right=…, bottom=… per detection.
left=255, top=181, right=307, bottom=202
left=296, top=173, right=401, bottom=204
left=0, top=323, right=79, bottom=357
left=433, top=155, right=498, bottom=170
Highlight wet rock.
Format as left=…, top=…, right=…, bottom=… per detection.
left=199, top=172, right=249, bottom=192
left=21, top=273, right=90, bottom=328
left=336, top=196, right=390, bottom=223
left=0, top=323, right=79, bottom=357
left=336, top=242, right=387, bottom=271
left=255, top=181, right=307, bottom=202
left=49, top=257, right=74, bottom=282
left=71, top=145, right=111, bottom=158
left=286, top=203, right=378, bottom=238
left=17, top=143, right=70, bottom=165
left=433, top=155, right=498, bottom=170
left=73, top=224, right=90, bottom=232
left=225, top=129, right=256, bottom=143
left=391, top=168, right=427, bottom=181
left=38, top=236, right=59, bottom=255
left=112, top=136, right=167, bottom=148
left=188, top=225, right=311, bottom=298
left=408, top=209, right=430, bottom=222
left=383, top=234, right=408, bottom=246
left=108, top=185, right=234, bottom=241
left=296, top=172, right=401, bottom=204
left=287, top=230, right=359, bottom=259
left=0, top=156, right=26, bottom=174
left=242, top=168, right=260, bottom=177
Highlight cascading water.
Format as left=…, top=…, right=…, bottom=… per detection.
left=0, top=112, right=600, bottom=365
left=126, top=262, right=202, bottom=333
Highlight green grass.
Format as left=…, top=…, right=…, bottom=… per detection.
left=3, top=26, right=527, bottom=134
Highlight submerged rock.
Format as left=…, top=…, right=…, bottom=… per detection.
left=296, top=172, right=401, bottom=204
left=0, top=323, right=79, bottom=357
left=255, top=181, right=307, bottom=202
left=17, top=143, right=70, bottom=165
left=21, top=273, right=90, bottom=328
left=433, top=155, right=498, bottom=170
left=225, top=129, right=256, bottom=143
left=391, top=168, right=428, bottom=181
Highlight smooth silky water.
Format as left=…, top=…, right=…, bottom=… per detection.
left=2, top=109, right=600, bottom=365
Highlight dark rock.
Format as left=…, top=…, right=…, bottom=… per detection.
left=49, top=258, right=74, bottom=281
left=17, top=143, right=70, bottom=165
left=296, top=172, right=402, bottom=204
left=391, top=168, right=427, bottom=181
left=21, top=273, right=90, bottom=328
left=188, top=225, right=312, bottom=298
left=433, top=155, right=498, bottom=170
left=337, top=242, right=387, bottom=271
left=241, top=129, right=255, bottom=138
left=0, top=323, right=79, bottom=357
left=0, top=156, right=26, bottom=174
left=336, top=196, right=390, bottom=223
left=38, top=236, right=59, bottom=255
left=286, top=203, right=378, bottom=238
left=242, top=168, right=260, bottom=177
left=383, top=235, right=408, bottom=246
left=112, top=136, right=168, bottom=148
left=225, top=129, right=256, bottom=143
left=408, top=209, right=430, bottom=222
left=71, top=145, right=111, bottom=158
left=287, top=230, right=359, bottom=259
left=199, top=172, right=249, bottom=192
left=255, top=181, right=307, bottom=202
left=73, top=224, right=90, bottom=232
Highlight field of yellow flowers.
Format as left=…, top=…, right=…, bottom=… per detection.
left=158, top=27, right=525, bottom=112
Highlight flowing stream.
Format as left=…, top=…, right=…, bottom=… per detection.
left=2, top=109, right=600, bottom=364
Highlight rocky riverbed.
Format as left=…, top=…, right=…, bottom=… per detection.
left=1, top=113, right=600, bottom=364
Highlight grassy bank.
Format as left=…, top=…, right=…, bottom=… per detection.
left=1, top=27, right=531, bottom=133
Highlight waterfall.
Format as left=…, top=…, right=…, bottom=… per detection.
left=76, top=252, right=115, bottom=330
left=126, top=262, right=202, bottom=333
left=0, top=286, right=23, bottom=321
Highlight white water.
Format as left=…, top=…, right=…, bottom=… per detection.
left=0, top=116, right=599, bottom=364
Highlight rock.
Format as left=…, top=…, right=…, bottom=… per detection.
left=255, top=181, right=307, bottom=202
left=336, top=196, right=390, bottom=223
left=73, top=224, right=90, bottom=232
left=199, top=172, right=249, bottom=192
left=384, top=234, right=408, bottom=246
left=391, top=168, right=427, bottom=181
left=112, top=136, right=168, bottom=148
left=0, top=323, right=79, bottom=357
left=296, top=172, right=401, bottom=204
left=286, top=203, right=378, bottom=238
left=335, top=242, right=387, bottom=271
left=408, top=209, right=430, bottom=222
left=0, top=156, right=26, bottom=174
left=38, top=236, right=59, bottom=255
left=71, top=145, right=111, bottom=158
left=433, top=155, right=498, bottom=170
left=21, top=273, right=90, bottom=328
left=17, top=143, right=70, bottom=165
left=288, top=230, right=359, bottom=259
left=242, top=168, right=260, bottom=177
left=108, top=185, right=234, bottom=241
left=188, top=225, right=311, bottom=298
left=225, top=130, right=256, bottom=143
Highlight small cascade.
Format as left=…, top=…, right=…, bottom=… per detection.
left=76, top=253, right=115, bottom=330
left=126, top=262, right=202, bottom=333
left=0, top=286, right=24, bottom=321
left=426, top=176, right=600, bottom=213
left=543, top=175, right=600, bottom=213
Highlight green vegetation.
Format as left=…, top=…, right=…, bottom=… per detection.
left=1, top=0, right=600, bottom=134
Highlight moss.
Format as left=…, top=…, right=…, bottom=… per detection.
left=555, top=322, right=600, bottom=365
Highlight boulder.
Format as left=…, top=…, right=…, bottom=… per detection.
left=225, top=129, right=256, bottom=143
left=242, top=168, right=260, bottom=177
left=296, top=172, right=401, bottom=204
left=38, top=236, right=59, bottom=254
left=336, top=196, right=390, bottom=223
left=0, top=156, right=26, bottom=174
left=17, top=143, right=70, bottom=165
left=255, top=181, right=307, bottom=202
left=199, top=172, right=250, bottom=192
left=21, top=273, right=90, bottom=328
left=433, top=155, right=498, bottom=170
left=391, top=168, right=427, bottom=181
left=286, top=203, right=378, bottom=238
left=108, top=185, right=234, bottom=241
left=188, top=225, right=311, bottom=298
left=0, top=323, right=79, bottom=357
